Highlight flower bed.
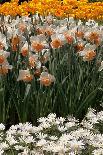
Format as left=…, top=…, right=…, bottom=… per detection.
left=0, top=108, right=103, bottom=154
left=0, top=0, right=103, bottom=20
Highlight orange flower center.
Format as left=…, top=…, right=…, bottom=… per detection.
left=89, top=32, right=99, bottom=42
left=34, top=69, right=41, bottom=77
left=23, top=75, right=33, bottom=82
left=75, top=31, right=84, bottom=38
left=75, top=43, right=84, bottom=52
left=36, top=28, right=44, bottom=35
left=45, top=29, right=54, bottom=36
left=11, top=36, right=20, bottom=45
left=65, top=34, right=73, bottom=44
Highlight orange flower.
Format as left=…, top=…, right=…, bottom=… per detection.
left=0, top=55, right=5, bottom=64
left=0, top=42, right=4, bottom=50
left=75, top=43, right=84, bottom=52
left=31, top=42, right=44, bottom=52
left=83, top=50, right=96, bottom=61
left=23, top=75, right=33, bottom=82
left=40, top=72, right=55, bottom=86
left=11, top=35, right=20, bottom=51
left=11, top=45, right=18, bottom=52
left=36, top=27, right=44, bottom=35
left=29, top=57, right=36, bottom=68
left=0, top=62, right=12, bottom=75
left=46, top=15, right=53, bottom=25
left=17, top=69, right=33, bottom=82
left=40, top=49, right=50, bottom=63
left=45, top=28, right=54, bottom=36
left=51, top=39, right=62, bottom=49
left=88, top=32, right=100, bottom=45
left=94, top=38, right=101, bottom=46
left=21, top=48, right=28, bottom=57
left=64, top=33, right=74, bottom=44
left=11, top=35, right=20, bottom=45
left=55, top=9, right=65, bottom=17
left=21, top=42, right=29, bottom=57
left=89, top=32, right=99, bottom=41
left=75, top=31, right=84, bottom=38
left=30, top=35, right=46, bottom=52
left=29, top=55, right=38, bottom=68
left=0, top=66, right=8, bottom=75
left=34, top=69, right=41, bottom=77
left=0, top=51, right=10, bottom=64
left=18, top=23, right=26, bottom=32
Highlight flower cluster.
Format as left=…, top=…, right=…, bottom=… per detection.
left=0, top=0, right=103, bottom=20
left=0, top=108, right=103, bottom=154
left=0, top=15, right=103, bottom=86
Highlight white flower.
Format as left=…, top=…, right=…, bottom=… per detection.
left=31, top=126, right=43, bottom=133
left=0, top=142, right=9, bottom=150
left=47, top=113, right=56, bottom=123
left=86, top=19, right=98, bottom=27
left=65, top=122, right=76, bottom=128
left=0, top=33, right=8, bottom=50
left=38, top=117, right=47, bottom=123
left=85, top=108, right=98, bottom=124
left=36, top=139, right=47, bottom=147
left=81, top=120, right=94, bottom=129
left=6, top=134, right=18, bottom=145
left=49, top=136, right=58, bottom=141
left=71, top=128, right=91, bottom=139
left=56, top=117, right=65, bottom=124
left=68, top=140, right=85, bottom=150
left=40, top=122, right=51, bottom=129
left=14, top=145, right=25, bottom=151
left=0, top=149, right=4, bottom=155
left=24, top=136, right=34, bottom=144
left=59, top=134, right=73, bottom=144
left=69, top=152, right=76, bottom=155
left=18, top=148, right=30, bottom=155
left=97, top=111, right=103, bottom=122
left=36, top=132, right=47, bottom=139
left=58, top=126, right=67, bottom=132
left=86, top=108, right=96, bottom=119
left=0, top=124, right=5, bottom=130
left=92, top=148, right=103, bottom=155
left=56, top=25, right=68, bottom=34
